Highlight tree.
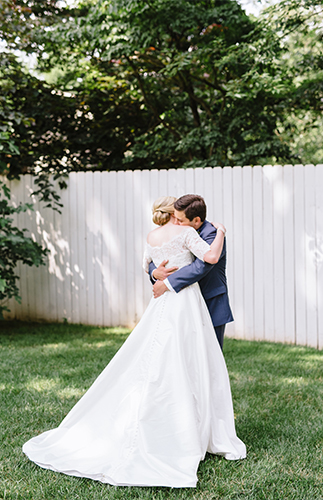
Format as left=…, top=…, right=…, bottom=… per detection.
left=0, top=180, right=48, bottom=319
left=0, top=2, right=55, bottom=315
left=0, top=0, right=298, bottom=189
left=261, top=0, right=323, bottom=164
left=30, top=0, right=294, bottom=168
left=1, top=0, right=323, bottom=200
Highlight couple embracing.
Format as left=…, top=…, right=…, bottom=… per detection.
left=148, top=194, right=234, bottom=350
left=23, top=194, right=246, bottom=488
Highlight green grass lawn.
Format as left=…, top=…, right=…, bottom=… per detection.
left=1, top=321, right=323, bottom=500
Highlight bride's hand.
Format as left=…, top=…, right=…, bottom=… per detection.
left=211, top=222, right=226, bottom=234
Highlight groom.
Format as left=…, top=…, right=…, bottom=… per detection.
left=149, top=194, right=233, bottom=350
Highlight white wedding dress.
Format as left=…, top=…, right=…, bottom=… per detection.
left=23, top=227, right=246, bottom=488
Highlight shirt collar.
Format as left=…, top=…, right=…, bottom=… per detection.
left=197, top=220, right=207, bottom=234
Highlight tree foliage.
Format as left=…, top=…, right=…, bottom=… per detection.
left=0, top=0, right=322, bottom=202
left=263, top=0, right=323, bottom=163
left=0, top=180, right=48, bottom=318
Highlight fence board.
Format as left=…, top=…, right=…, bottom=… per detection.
left=185, top=168, right=195, bottom=194
left=133, top=170, right=145, bottom=322
left=175, top=168, right=187, bottom=197
left=316, top=165, right=323, bottom=349
left=59, top=178, right=72, bottom=323
left=212, top=167, right=223, bottom=223
left=24, top=177, right=39, bottom=320
left=232, top=167, right=244, bottom=338
left=125, top=170, right=136, bottom=327
left=116, top=171, right=127, bottom=326
left=108, top=171, right=120, bottom=326
left=158, top=169, right=169, bottom=196
left=253, top=166, right=264, bottom=341
left=273, top=165, right=285, bottom=343
left=283, top=165, right=295, bottom=344
left=93, top=171, right=103, bottom=326
left=294, top=165, right=307, bottom=345
left=205, top=173, right=215, bottom=214
left=69, top=173, right=80, bottom=324
left=76, top=172, right=87, bottom=324
left=51, top=183, right=63, bottom=323
left=141, top=170, right=154, bottom=307
left=195, top=168, right=205, bottom=202
left=101, top=172, right=112, bottom=326
left=85, top=172, right=96, bottom=325
left=222, top=167, right=234, bottom=337
left=25, top=176, right=38, bottom=320
left=150, top=169, right=160, bottom=204
left=15, top=176, right=29, bottom=319
left=242, top=166, right=254, bottom=340
left=263, top=166, right=275, bottom=341
left=6, top=177, right=18, bottom=317
left=304, top=165, right=318, bottom=348
left=2, top=165, right=323, bottom=350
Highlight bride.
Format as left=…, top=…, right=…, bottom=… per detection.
left=23, top=196, right=246, bottom=488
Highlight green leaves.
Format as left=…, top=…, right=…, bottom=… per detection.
left=0, top=181, right=48, bottom=319
left=1, top=0, right=323, bottom=188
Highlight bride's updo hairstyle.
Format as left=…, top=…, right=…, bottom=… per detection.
left=152, top=196, right=177, bottom=226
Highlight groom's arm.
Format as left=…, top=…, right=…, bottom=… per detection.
left=166, top=257, right=214, bottom=293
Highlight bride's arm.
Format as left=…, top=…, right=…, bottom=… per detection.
left=203, top=223, right=226, bottom=264
left=185, top=223, right=226, bottom=265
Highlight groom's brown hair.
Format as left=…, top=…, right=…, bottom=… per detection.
left=174, top=194, right=206, bottom=222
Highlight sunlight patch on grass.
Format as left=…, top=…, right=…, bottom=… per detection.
left=57, top=387, right=86, bottom=399
left=40, top=343, right=69, bottom=352
left=25, top=377, right=87, bottom=399
left=92, top=341, right=119, bottom=348
left=281, top=376, right=308, bottom=386
left=26, top=377, right=60, bottom=392
left=100, top=327, right=130, bottom=335
left=80, top=340, right=121, bottom=349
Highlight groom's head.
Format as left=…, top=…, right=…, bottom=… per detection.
left=174, top=194, right=206, bottom=230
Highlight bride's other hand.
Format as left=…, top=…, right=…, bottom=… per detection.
left=152, top=260, right=178, bottom=281
left=211, top=222, right=226, bottom=234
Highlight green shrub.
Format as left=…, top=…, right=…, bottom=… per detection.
left=0, top=180, right=48, bottom=318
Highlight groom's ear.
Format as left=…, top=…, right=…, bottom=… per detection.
left=192, top=216, right=202, bottom=229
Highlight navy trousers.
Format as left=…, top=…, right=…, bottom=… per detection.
left=214, top=324, right=226, bottom=350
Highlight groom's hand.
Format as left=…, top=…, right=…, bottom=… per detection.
left=152, top=260, right=178, bottom=281
left=153, top=280, right=168, bottom=298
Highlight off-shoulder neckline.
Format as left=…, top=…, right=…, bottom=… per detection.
left=146, top=226, right=195, bottom=249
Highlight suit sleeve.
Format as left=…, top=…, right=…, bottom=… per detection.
left=167, top=227, right=224, bottom=293
left=148, top=261, right=157, bottom=285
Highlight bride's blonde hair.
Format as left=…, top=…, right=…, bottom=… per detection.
left=152, top=196, right=177, bottom=226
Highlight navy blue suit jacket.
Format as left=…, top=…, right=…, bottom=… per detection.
left=149, top=220, right=233, bottom=328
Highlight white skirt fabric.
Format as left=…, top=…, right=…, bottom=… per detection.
left=23, top=284, right=246, bottom=488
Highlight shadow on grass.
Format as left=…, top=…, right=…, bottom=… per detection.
left=0, top=320, right=130, bottom=345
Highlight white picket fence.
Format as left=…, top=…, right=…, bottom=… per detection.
left=2, top=165, right=323, bottom=348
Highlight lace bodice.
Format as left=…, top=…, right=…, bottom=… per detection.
left=143, top=226, right=210, bottom=273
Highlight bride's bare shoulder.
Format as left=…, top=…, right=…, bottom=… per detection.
left=146, top=227, right=162, bottom=245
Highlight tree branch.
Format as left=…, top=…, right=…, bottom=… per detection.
left=126, top=56, right=182, bottom=140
